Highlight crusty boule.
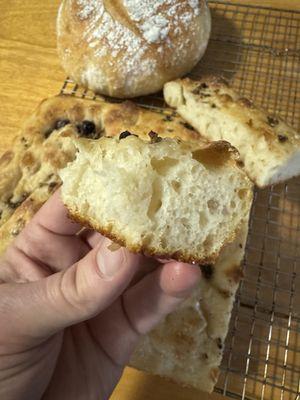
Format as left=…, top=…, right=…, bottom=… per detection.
left=57, top=0, right=211, bottom=98
left=59, top=134, right=253, bottom=264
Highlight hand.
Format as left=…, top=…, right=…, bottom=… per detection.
left=0, top=191, right=201, bottom=400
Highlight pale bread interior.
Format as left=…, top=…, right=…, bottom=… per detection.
left=60, top=135, right=252, bottom=263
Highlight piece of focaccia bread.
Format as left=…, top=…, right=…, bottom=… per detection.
left=130, top=220, right=249, bottom=393
left=0, top=95, right=202, bottom=255
left=164, top=77, right=300, bottom=187
left=59, top=135, right=252, bottom=263
left=0, top=94, right=251, bottom=394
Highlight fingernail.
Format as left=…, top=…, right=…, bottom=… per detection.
left=96, top=239, right=126, bottom=278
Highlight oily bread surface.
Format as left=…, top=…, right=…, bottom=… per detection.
left=0, top=94, right=204, bottom=255
left=164, top=77, right=300, bottom=187
left=130, top=221, right=249, bottom=393
left=0, top=93, right=251, bottom=394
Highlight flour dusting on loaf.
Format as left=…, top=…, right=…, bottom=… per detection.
left=57, top=0, right=211, bottom=97
left=123, top=0, right=200, bottom=43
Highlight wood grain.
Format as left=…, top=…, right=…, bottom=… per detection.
left=0, top=1, right=299, bottom=399
left=0, top=0, right=64, bottom=154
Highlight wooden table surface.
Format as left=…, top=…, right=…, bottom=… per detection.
left=0, top=1, right=299, bottom=399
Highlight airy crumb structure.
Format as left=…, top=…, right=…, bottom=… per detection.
left=0, top=94, right=203, bottom=256
left=60, top=135, right=252, bottom=263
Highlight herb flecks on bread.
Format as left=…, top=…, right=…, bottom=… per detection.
left=164, top=77, right=300, bottom=187
left=0, top=95, right=253, bottom=394
left=0, top=95, right=203, bottom=255
left=60, top=134, right=253, bottom=264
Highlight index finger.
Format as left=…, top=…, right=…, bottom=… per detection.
left=34, top=189, right=82, bottom=236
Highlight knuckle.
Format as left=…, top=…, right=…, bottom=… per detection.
left=47, top=264, right=96, bottom=319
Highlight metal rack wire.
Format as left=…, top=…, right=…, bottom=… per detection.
left=61, top=2, right=300, bottom=399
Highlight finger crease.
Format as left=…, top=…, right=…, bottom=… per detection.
left=35, top=220, right=80, bottom=238
left=56, top=269, right=84, bottom=315
left=120, top=295, right=141, bottom=339
left=11, top=245, right=52, bottom=277
left=85, top=323, right=123, bottom=369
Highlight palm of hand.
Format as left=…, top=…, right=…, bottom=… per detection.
left=2, top=310, right=125, bottom=400
left=0, top=192, right=200, bottom=400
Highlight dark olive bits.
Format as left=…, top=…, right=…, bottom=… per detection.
left=163, top=115, right=173, bottom=122
left=55, top=119, right=70, bottom=130
left=192, top=82, right=209, bottom=95
left=278, top=134, right=288, bottom=143
left=77, top=120, right=99, bottom=139
left=200, top=264, right=214, bottom=280
left=7, top=193, right=28, bottom=210
left=267, top=116, right=279, bottom=127
left=149, top=131, right=163, bottom=143
left=45, top=119, right=71, bottom=139
left=119, top=131, right=133, bottom=140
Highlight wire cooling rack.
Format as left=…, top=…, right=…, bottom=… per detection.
left=61, top=1, right=300, bottom=399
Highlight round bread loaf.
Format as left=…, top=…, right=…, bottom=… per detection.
left=57, top=0, right=211, bottom=98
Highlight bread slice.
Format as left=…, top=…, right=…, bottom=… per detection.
left=130, top=219, right=249, bottom=393
left=0, top=94, right=204, bottom=256
left=164, top=77, right=300, bottom=188
left=59, top=134, right=252, bottom=263
left=0, top=95, right=253, bottom=394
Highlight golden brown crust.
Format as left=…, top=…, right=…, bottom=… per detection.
left=0, top=94, right=203, bottom=256
left=67, top=207, right=218, bottom=265
left=57, top=0, right=211, bottom=98
left=10, top=94, right=203, bottom=147
left=170, top=76, right=300, bottom=158
left=191, top=140, right=240, bottom=168
left=60, top=134, right=251, bottom=265
left=130, top=220, right=249, bottom=393
left=225, top=263, right=244, bottom=284
left=102, top=101, right=204, bottom=142
left=209, top=367, right=220, bottom=384
left=0, top=184, right=60, bottom=255
left=164, top=77, right=300, bottom=187
left=0, top=151, right=14, bottom=167
left=0, top=91, right=252, bottom=394
left=171, top=76, right=300, bottom=150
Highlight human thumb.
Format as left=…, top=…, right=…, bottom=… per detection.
left=0, top=238, right=140, bottom=340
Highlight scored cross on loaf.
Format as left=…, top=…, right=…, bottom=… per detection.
left=57, top=0, right=211, bottom=98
